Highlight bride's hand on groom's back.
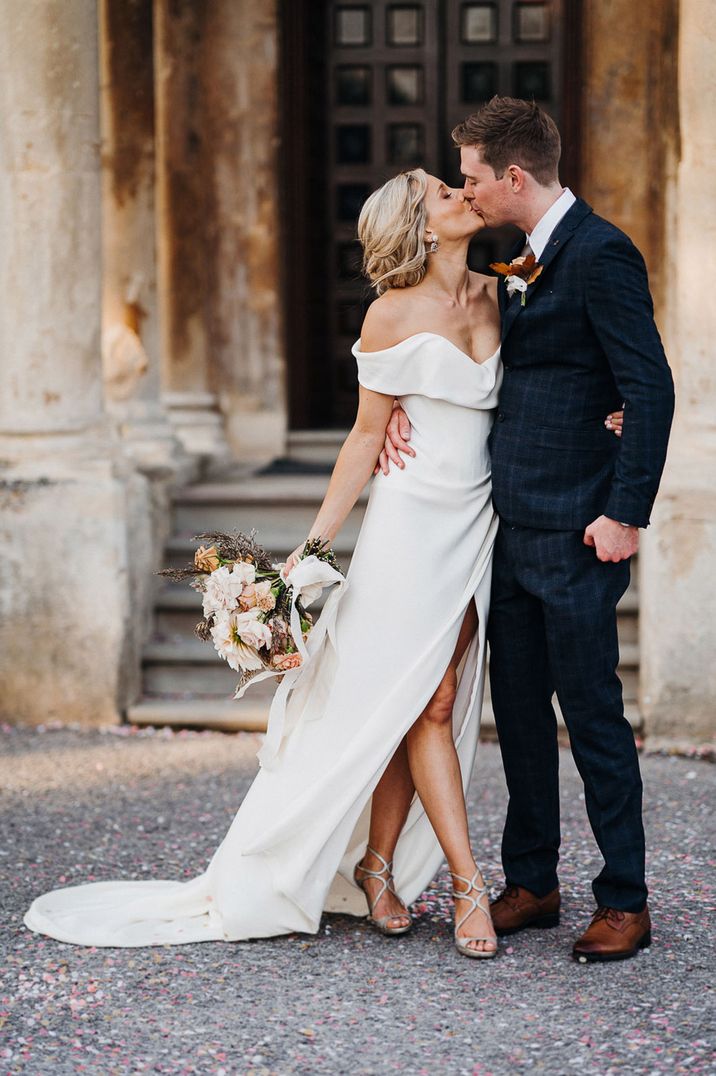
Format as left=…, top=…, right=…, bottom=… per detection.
left=373, top=401, right=415, bottom=475
left=605, top=409, right=624, bottom=437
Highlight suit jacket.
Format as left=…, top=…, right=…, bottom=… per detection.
left=489, top=197, right=675, bottom=530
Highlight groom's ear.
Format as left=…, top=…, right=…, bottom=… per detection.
left=507, top=165, right=527, bottom=192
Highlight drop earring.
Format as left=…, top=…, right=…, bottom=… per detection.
left=429, top=233, right=439, bottom=253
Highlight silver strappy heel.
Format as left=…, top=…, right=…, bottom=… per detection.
left=354, top=846, right=412, bottom=936
left=451, top=868, right=498, bottom=959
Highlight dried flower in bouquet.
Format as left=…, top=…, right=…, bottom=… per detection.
left=157, top=530, right=344, bottom=696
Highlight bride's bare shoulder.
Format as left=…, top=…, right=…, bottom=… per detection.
left=359, top=290, right=414, bottom=352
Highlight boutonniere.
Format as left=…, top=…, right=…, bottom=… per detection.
left=490, top=254, right=544, bottom=307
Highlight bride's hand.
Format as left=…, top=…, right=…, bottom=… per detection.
left=605, top=409, right=624, bottom=438
left=373, top=401, right=416, bottom=475
left=281, top=542, right=307, bottom=580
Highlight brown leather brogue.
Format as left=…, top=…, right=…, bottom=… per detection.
left=490, top=884, right=561, bottom=936
left=572, top=905, right=651, bottom=963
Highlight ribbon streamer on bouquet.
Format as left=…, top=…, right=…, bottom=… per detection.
left=232, top=555, right=348, bottom=770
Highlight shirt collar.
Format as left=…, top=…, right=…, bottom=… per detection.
left=526, top=187, right=577, bottom=261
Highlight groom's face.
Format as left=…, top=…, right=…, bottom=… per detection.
left=459, top=145, right=514, bottom=228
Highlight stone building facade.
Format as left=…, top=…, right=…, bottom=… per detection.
left=0, top=0, right=713, bottom=744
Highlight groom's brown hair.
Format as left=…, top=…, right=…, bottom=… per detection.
left=452, top=96, right=561, bottom=186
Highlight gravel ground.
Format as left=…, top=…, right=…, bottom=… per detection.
left=1, top=723, right=714, bottom=1076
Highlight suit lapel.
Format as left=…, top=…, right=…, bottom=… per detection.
left=501, top=198, right=593, bottom=342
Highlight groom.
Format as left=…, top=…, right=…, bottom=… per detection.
left=379, top=97, right=675, bottom=961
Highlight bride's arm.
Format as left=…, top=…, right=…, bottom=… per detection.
left=282, top=387, right=395, bottom=574
left=361, top=296, right=416, bottom=476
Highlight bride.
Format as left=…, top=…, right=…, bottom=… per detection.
left=24, top=168, right=616, bottom=958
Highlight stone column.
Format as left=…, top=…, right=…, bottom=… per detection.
left=201, top=0, right=288, bottom=464
left=639, top=0, right=716, bottom=744
left=0, top=0, right=138, bottom=725
left=153, top=0, right=230, bottom=464
left=580, top=0, right=679, bottom=311
left=99, top=0, right=188, bottom=481
left=98, top=0, right=196, bottom=701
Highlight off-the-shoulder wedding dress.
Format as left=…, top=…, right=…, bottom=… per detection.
left=24, top=333, right=502, bottom=946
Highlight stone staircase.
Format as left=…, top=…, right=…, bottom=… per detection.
left=127, top=433, right=641, bottom=734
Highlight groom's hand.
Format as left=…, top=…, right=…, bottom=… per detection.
left=373, top=402, right=415, bottom=475
left=583, top=516, right=639, bottom=562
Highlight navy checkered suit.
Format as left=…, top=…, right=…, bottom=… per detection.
left=487, top=198, right=674, bottom=912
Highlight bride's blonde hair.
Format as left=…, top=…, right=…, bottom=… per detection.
left=358, top=169, right=429, bottom=294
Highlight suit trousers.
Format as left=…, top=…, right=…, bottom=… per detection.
left=487, top=521, right=648, bottom=912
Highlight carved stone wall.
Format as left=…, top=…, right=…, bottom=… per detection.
left=200, top=0, right=287, bottom=462
left=154, top=0, right=286, bottom=466
left=1, top=0, right=712, bottom=738
left=580, top=0, right=679, bottom=312
left=0, top=0, right=143, bottom=726
left=639, top=0, right=716, bottom=743
left=581, top=0, right=714, bottom=743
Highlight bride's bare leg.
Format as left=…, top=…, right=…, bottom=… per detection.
left=406, top=601, right=496, bottom=954
left=357, top=738, right=415, bottom=928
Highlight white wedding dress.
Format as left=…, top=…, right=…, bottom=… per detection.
left=24, top=333, right=502, bottom=947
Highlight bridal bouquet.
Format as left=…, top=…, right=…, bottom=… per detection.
left=158, top=531, right=344, bottom=697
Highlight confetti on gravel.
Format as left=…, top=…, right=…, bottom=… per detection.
left=1, top=723, right=714, bottom=1075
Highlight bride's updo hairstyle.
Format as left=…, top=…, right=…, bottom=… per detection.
left=358, top=168, right=429, bottom=295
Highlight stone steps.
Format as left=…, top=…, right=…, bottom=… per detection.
left=139, top=636, right=640, bottom=700
left=127, top=695, right=272, bottom=733
left=153, top=561, right=638, bottom=639
left=131, top=465, right=642, bottom=732
left=286, top=429, right=349, bottom=465
left=171, top=474, right=368, bottom=539
left=126, top=694, right=641, bottom=738
left=162, top=530, right=357, bottom=573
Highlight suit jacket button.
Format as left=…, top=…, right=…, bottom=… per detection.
left=497, top=412, right=505, bottom=422
left=503, top=364, right=511, bottom=371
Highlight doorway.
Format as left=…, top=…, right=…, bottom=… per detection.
left=280, top=0, right=580, bottom=429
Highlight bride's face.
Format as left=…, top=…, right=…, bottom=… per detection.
left=423, top=174, right=484, bottom=242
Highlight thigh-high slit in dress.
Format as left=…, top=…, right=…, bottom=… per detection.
left=24, top=333, right=502, bottom=946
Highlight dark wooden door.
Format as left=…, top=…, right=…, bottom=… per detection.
left=280, top=0, right=580, bottom=429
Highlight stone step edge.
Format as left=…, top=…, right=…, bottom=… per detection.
left=141, top=639, right=641, bottom=668
left=154, top=588, right=333, bottom=612
left=127, top=698, right=267, bottom=732
left=173, top=478, right=369, bottom=506
left=163, top=534, right=358, bottom=557
left=287, top=430, right=349, bottom=446
left=153, top=582, right=639, bottom=614
left=126, top=697, right=642, bottom=734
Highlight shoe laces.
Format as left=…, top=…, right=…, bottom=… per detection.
left=593, top=906, right=626, bottom=925
left=499, top=884, right=521, bottom=904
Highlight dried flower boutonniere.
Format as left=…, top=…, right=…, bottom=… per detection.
left=490, top=254, right=544, bottom=307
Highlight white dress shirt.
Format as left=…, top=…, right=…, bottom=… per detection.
left=525, top=187, right=576, bottom=260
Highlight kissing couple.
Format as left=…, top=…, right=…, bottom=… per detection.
left=25, top=97, right=674, bottom=964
